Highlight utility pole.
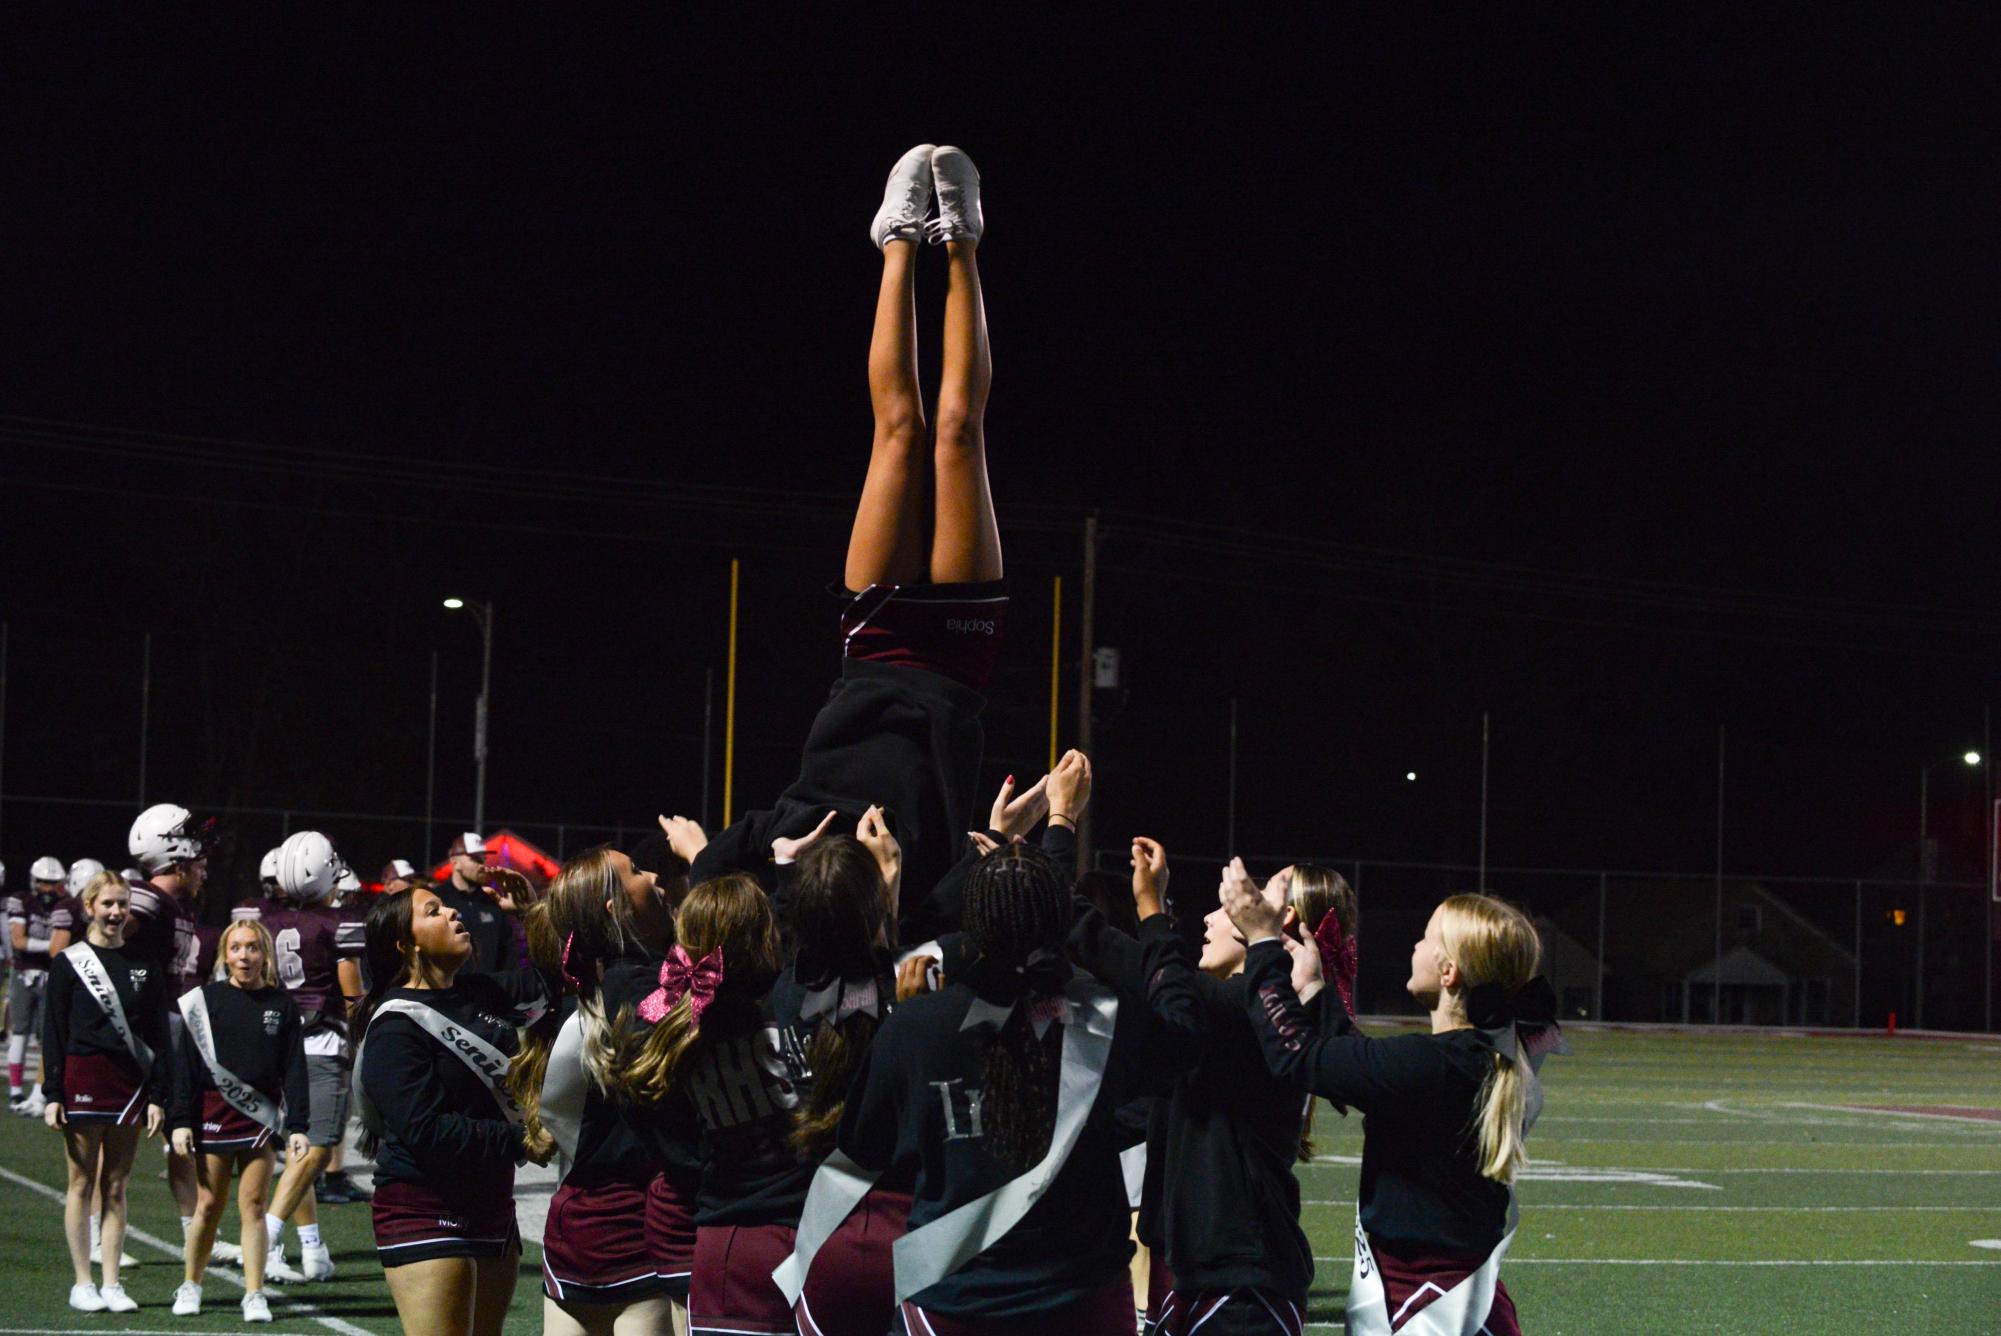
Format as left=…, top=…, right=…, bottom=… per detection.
left=1075, top=513, right=1098, bottom=875
left=138, top=631, right=152, bottom=805
left=425, top=651, right=438, bottom=860
left=474, top=601, right=494, bottom=835
left=1227, top=696, right=1239, bottom=854
left=1478, top=711, right=1490, bottom=892
left=702, top=665, right=715, bottom=829
left=1713, top=725, right=1725, bottom=1025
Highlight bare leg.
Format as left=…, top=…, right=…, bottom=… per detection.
left=670, top=1297, right=689, bottom=1336
left=845, top=239, right=930, bottom=591
left=167, top=1142, right=199, bottom=1217
left=269, top=1142, right=328, bottom=1224
left=470, top=1251, right=521, bottom=1336
left=61, top=1125, right=104, bottom=1286
left=386, top=1257, right=476, bottom=1336
left=186, top=1151, right=234, bottom=1283
left=237, top=1151, right=275, bottom=1290
left=930, top=239, right=1000, bottom=584
left=97, top=1126, right=140, bottom=1289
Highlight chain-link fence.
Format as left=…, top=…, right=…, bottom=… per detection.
left=1090, top=849, right=1998, bottom=1033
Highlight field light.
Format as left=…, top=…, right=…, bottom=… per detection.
left=442, top=597, right=465, bottom=610
left=1405, top=771, right=1417, bottom=782
left=1966, top=751, right=1982, bottom=766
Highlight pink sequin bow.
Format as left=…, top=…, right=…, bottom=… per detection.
left=1313, top=913, right=1360, bottom=1022
left=638, top=945, right=726, bottom=1025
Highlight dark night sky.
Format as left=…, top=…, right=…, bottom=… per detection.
left=4, top=7, right=2000, bottom=909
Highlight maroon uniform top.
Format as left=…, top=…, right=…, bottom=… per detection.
left=5, top=890, right=75, bottom=971
left=127, top=880, right=204, bottom=996
left=232, top=896, right=365, bottom=1028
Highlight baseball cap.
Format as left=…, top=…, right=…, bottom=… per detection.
left=447, top=832, right=487, bottom=859
left=381, top=858, right=417, bottom=883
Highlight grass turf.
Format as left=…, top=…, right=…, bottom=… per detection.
left=0, top=1027, right=1992, bottom=1333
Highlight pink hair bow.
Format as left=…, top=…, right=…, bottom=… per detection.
left=638, top=945, right=726, bottom=1025
left=1313, top=912, right=1359, bottom=1022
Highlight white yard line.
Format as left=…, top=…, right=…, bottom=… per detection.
left=1309, top=1255, right=2001, bottom=1267
left=0, top=1163, right=374, bottom=1336
left=1304, top=1159, right=2001, bottom=1175
left=1784, top=1102, right=2001, bottom=1126
left=1301, top=1200, right=1997, bottom=1212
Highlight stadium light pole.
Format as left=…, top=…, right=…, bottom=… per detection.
left=444, top=598, right=495, bottom=835
left=1914, top=748, right=1984, bottom=1030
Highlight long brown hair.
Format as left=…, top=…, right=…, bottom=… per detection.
left=962, top=845, right=1072, bottom=1173
left=350, top=889, right=417, bottom=1157
left=610, top=874, right=780, bottom=1105
left=786, top=835, right=893, bottom=1158
left=1289, top=863, right=1358, bottom=1160
left=505, top=902, right=566, bottom=1140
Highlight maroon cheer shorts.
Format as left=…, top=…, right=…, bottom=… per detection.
left=689, top=1222, right=797, bottom=1336
left=794, top=1188, right=910, bottom=1336
left=372, top=1175, right=520, bottom=1268
left=196, top=1090, right=276, bottom=1151
left=1369, top=1236, right=1521, bottom=1336
left=59, top=1053, right=146, bottom=1125
left=1154, top=1287, right=1306, bottom=1336
left=841, top=582, right=1007, bottom=691
left=541, top=1178, right=666, bottom=1304
left=1143, top=1258, right=1178, bottom=1336
left=645, top=1170, right=698, bottom=1299
left=899, top=1273, right=1135, bottom=1336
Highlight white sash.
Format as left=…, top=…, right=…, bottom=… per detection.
left=353, top=997, right=524, bottom=1135
left=178, top=987, right=284, bottom=1136
left=772, top=974, right=1120, bottom=1306
left=1347, top=1201, right=1514, bottom=1336
left=64, top=942, right=152, bottom=1071
left=538, top=1010, right=589, bottom=1179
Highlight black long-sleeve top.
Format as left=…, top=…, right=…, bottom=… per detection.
left=833, top=904, right=1190, bottom=1318
left=603, top=957, right=705, bottom=1185
left=544, top=992, right=660, bottom=1190
left=169, top=981, right=311, bottom=1136
left=1129, top=919, right=1314, bottom=1296
left=41, top=942, right=171, bottom=1107
left=1243, top=940, right=1513, bottom=1255
left=359, top=968, right=546, bottom=1190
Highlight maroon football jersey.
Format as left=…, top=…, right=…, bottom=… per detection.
left=235, top=897, right=365, bottom=1024
left=127, top=880, right=204, bottom=995
left=4, top=890, right=74, bottom=970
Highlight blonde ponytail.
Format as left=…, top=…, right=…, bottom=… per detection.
left=1435, top=893, right=1543, bottom=1185
left=1474, top=1045, right=1532, bottom=1182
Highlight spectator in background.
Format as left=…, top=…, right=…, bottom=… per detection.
left=435, top=834, right=516, bottom=976
left=380, top=860, right=420, bottom=895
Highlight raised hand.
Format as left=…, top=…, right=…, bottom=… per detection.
left=772, top=810, right=838, bottom=862
left=484, top=866, right=536, bottom=914
left=966, top=830, right=1003, bottom=857
left=1281, top=932, right=1325, bottom=1001
left=1045, top=750, right=1092, bottom=826
left=1219, top=857, right=1284, bottom=943
left=857, top=805, right=903, bottom=894
left=896, top=953, right=939, bottom=1002
left=658, top=815, right=708, bottom=865
left=1129, top=837, right=1169, bottom=918
left=988, top=773, right=1050, bottom=840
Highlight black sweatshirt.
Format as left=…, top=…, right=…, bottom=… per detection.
left=359, top=968, right=546, bottom=1190
left=1130, top=919, right=1313, bottom=1297
left=41, top=942, right=171, bottom=1107
left=1243, top=940, right=1513, bottom=1255
left=545, top=992, right=659, bottom=1189
left=432, top=884, right=517, bottom=977
left=834, top=907, right=1190, bottom=1318
left=168, top=982, right=311, bottom=1136
left=603, top=957, right=705, bottom=1184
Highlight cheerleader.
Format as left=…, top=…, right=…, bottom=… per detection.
left=168, top=918, right=311, bottom=1322
left=790, top=843, right=1187, bottom=1335
left=1221, top=871, right=1560, bottom=1336
left=42, top=869, right=169, bottom=1315
left=353, top=886, right=555, bottom=1336
left=670, top=143, right=1004, bottom=945
left=514, top=849, right=679, bottom=1336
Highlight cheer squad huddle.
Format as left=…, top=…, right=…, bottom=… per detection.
left=17, top=146, right=1566, bottom=1336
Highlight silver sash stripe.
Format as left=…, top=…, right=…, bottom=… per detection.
left=352, top=997, right=525, bottom=1136
left=178, top=987, right=284, bottom=1135
left=1346, top=1200, right=1515, bottom=1336
left=538, top=1009, right=588, bottom=1178
left=63, top=942, right=153, bottom=1070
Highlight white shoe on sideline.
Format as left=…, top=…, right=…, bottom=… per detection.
left=211, top=1239, right=244, bottom=1265
left=19, top=1089, right=46, bottom=1118
left=927, top=146, right=983, bottom=245
left=98, top=1282, right=138, bottom=1313
left=172, top=1280, right=203, bottom=1316
left=241, top=1290, right=273, bottom=1323
left=68, top=1282, right=107, bottom=1313
left=870, top=143, right=937, bottom=249
left=264, top=1245, right=304, bottom=1284
left=301, top=1243, right=334, bottom=1281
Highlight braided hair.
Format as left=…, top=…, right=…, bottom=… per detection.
left=962, top=844, right=1073, bottom=1172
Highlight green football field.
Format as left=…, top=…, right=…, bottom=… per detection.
left=0, top=1026, right=1994, bottom=1334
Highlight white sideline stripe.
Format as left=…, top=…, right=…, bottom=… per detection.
left=0, top=1163, right=372, bottom=1336
left=1310, top=1255, right=2001, bottom=1267
left=1786, top=1102, right=2001, bottom=1126
left=1302, top=1201, right=2001, bottom=1212
left=1306, top=1159, right=2001, bottom=1175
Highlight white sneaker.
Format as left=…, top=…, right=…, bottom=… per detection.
left=927, top=146, right=982, bottom=245
left=68, top=1282, right=107, bottom=1312
left=19, top=1089, right=46, bottom=1118
left=98, top=1282, right=138, bottom=1312
left=211, top=1239, right=244, bottom=1265
left=241, top=1290, right=273, bottom=1323
left=301, top=1243, right=334, bottom=1281
left=264, top=1245, right=304, bottom=1284
left=172, top=1280, right=203, bottom=1316
left=870, top=143, right=937, bottom=249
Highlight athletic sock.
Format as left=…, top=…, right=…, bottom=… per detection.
left=180, top=1215, right=194, bottom=1238
left=298, top=1224, right=321, bottom=1249
left=6, top=1066, right=20, bottom=1091
left=90, top=1214, right=101, bottom=1248
left=265, top=1214, right=285, bottom=1248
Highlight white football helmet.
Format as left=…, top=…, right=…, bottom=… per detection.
left=30, top=856, right=66, bottom=884
left=129, top=803, right=202, bottom=873
left=276, top=830, right=345, bottom=904
left=66, top=859, right=106, bottom=896
left=258, top=847, right=282, bottom=882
